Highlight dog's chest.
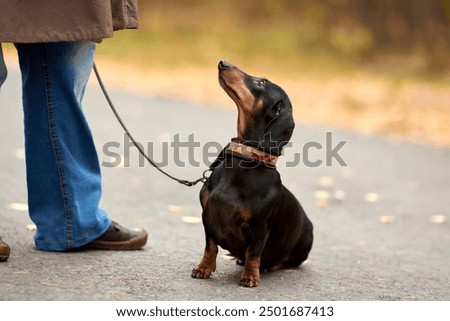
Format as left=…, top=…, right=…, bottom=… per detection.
left=205, top=185, right=252, bottom=223
left=204, top=195, right=250, bottom=256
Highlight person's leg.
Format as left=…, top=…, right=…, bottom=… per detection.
left=1, top=45, right=11, bottom=261
left=0, top=44, right=7, bottom=87
left=16, top=41, right=111, bottom=251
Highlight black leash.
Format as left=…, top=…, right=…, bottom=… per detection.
left=93, top=63, right=209, bottom=187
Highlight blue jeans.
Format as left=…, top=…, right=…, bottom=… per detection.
left=9, top=42, right=111, bottom=251
left=0, top=45, right=6, bottom=87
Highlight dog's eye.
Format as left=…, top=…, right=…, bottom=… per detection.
left=257, top=80, right=265, bottom=87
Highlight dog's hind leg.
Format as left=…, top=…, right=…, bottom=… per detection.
left=192, top=238, right=219, bottom=279
left=283, top=219, right=314, bottom=268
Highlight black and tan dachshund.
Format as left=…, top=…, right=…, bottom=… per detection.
left=192, top=61, right=313, bottom=287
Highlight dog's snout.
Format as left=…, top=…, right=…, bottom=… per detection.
left=219, top=60, right=232, bottom=69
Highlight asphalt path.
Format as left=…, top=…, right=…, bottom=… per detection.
left=0, top=62, right=449, bottom=301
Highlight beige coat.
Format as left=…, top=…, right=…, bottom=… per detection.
left=0, top=0, right=138, bottom=43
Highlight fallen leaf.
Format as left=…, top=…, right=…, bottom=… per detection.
left=221, top=255, right=235, bottom=261
left=334, top=189, right=346, bottom=201
left=317, top=176, right=334, bottom=187
left=26, top=224, right=37, bottom=231
left=168, top=205, right=183, bottom=213
left=379, top=215, right=395, bottom=224
left=314, top=190, right=331, bottom=199
left=8, top=203, right=29, bottom=211
left=314, top=190, right=330, bottom=208
left=365, top=193, right=379, bottom=203
left=181, top=216, right=201, bottom=224
left=13, top=148, right=25, bottom=160
left=429, top=215, right=446, bottom=224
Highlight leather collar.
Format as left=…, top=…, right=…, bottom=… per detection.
left=225, top=141, right=278, bottom=168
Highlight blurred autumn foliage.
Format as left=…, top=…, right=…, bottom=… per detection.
left=94, top=0, right=450, bottom=146
left=128, top=0, right=449, bottom=74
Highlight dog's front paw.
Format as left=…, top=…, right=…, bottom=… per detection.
left=191, top=263, right=215, bottom=279
left=239, top=270, right=260, bottom=287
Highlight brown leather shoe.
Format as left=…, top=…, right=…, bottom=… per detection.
left=0, top=237, right=10, bottom=262
left=85, top=221, right=148, bottom=250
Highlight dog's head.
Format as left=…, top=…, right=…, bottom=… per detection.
left=218, top=60, right=294, bottom=156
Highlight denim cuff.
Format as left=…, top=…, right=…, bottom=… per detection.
left=0, top=44, right=7, bottom=87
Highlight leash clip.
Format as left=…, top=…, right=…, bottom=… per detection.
left=202, top=168, right=212, bottom=182
left=178, top=169, right=211, bottom=187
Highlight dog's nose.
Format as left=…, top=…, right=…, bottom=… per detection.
left=219, top=60, right=232, bottom=69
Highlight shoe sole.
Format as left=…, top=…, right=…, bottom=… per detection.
left=0, top=253, right=9, bottom=261
left=85, top=232, right=148, bottom=251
